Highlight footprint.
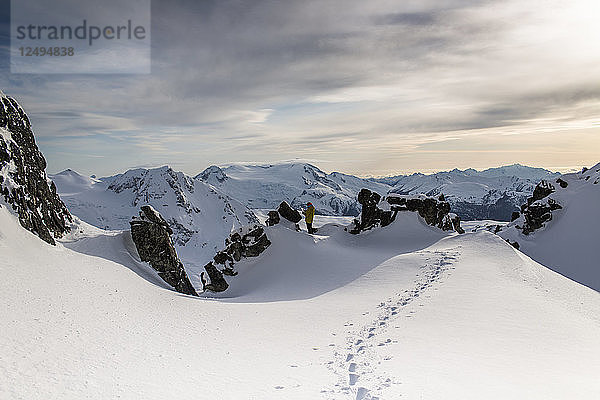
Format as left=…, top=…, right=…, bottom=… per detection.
left=367, top=333, right=374, bottom=338
left=356, top=387, right=370, bottom=400
left=357, top=346, right=366, bottom=353
left=274, top=386, right=284, bottom=390
left=349, top=373, right=359, bottom=386
left=346, top=354, right=354, bottom=362
left=355, top=339, right=363, bottom=345
left=348, top=363, right=357, bottom=372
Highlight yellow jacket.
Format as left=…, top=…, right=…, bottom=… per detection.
left=304, top=205, right=315, bottom=223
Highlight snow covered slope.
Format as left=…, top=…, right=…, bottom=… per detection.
left=197, top=162, right=390, bottom=216
left=51, top=167, right=258, bottom=286
left=375, top=165, right=559, bottom=221
left=2, top=203, right=599, bottom=399
left=499, top=163, right=600, bottom=291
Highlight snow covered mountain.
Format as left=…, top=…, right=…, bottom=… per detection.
left=51, top=167, right=258, bottom=286
left=499, top=163, right=600, bottom=291
left=197, top=162, right=390, bottom=216
left=374, top=165, right=559, bottom=221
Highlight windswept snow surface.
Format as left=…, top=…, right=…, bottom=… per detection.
left=1, top=205, right=599, bottom=399
left=499, top=163, right=600, bottom=291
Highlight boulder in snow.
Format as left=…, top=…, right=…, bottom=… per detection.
left=278, top=201, right=302, bottom=223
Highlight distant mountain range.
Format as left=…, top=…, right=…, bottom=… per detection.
left=51, top=163, right=560, bottom=239
left=372, top=164, right=560, bottom=221
left=197, top=163, right=390, bottom=216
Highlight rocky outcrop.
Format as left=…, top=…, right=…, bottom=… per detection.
left=386, top=194, right=464, bottom=234
left=129, top=205, right=198, bottom=296
left=527, top=180, right=555, bottom=205
left=266, top=210, right=280, bottom=226
left=350, top=189, right=393, bottom=233
left=202, top=224, right=271, bottom=292
left=349, top=189, right=464, bottom=234
left=506, top=179, right=564, bottom=236
left=278, top=201, right=302, bottom=223
left=0, top=93, right=72, bottom=245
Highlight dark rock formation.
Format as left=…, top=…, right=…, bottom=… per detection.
left=518, top=181, right=564, bottom=235
left=556, top=178, right=568, bottom=188
left=528, top=180, right=555, bottom=205
left=201, top=262, right=229, bottom=292
left=202, top=224, right=271, bottom=292
left=511, top=211, right=520, bottom=222
left=0, top=93, right=72, bottom=245
left=266, top=210, right=280, bottom=226
left=505, top=239, right=520, bottom=250
left=278, top=201, right=302, bottom=223
left=129, top=206, right=198, bottom=296
left=354, top=188, right=393, bottom=232
left=350, top=189, right=463, bottom=234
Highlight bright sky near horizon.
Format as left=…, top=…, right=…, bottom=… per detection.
left=1, top=0, right=599, bottom=177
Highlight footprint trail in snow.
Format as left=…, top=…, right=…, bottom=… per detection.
left=323, top=249, right=459, bottom=399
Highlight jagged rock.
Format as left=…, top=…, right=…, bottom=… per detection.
left=278, top=201, right=302, bottom=223
left=0, top=93, right=72, bottom=245
left=528, top=180, right=555, bottom=205
left=355, top=188, right=385, bottom=232
left=516, top=180, right=565, bottom=235
left=129, top=206, right=198, bottom=296
left=266, top=210, right=280, bottom=226
left=386, top=194, right=457, bottom=232
left=505, top=239, right=520, bottom=250
left=201, top=262, right=229, bottom=292
left=522, top=203, right=553, bottom=235
left=556, top=178, right=568, bottom=188
left=202, top=224, right=271, bottom=292
left=350, top=189, right=463, bottom=234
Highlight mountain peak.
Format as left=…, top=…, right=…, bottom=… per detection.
left=196, top=165, right=228, bottom=183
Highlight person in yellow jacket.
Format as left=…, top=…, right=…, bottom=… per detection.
left=304, top=202, right=316, bottom=234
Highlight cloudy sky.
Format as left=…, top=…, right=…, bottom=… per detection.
left=1, top=0, right=599, bottom=177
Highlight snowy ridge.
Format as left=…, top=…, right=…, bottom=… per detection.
left=499, top=162, right=600, bottom=291
left=51, top=166, right=258, bottom=288
left=197, top=162, right=391, bottom=216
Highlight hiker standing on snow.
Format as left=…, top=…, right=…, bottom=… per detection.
left=304, top=202, right=316, bottom=234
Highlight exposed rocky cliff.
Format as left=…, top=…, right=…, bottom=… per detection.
left=130, top=205, right=198, bottom=296
left=0, top=92, right=72, bottom=245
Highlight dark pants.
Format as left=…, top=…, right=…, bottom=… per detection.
left=307, top=222, right=314, bottom=234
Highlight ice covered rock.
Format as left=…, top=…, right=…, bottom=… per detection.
left=129, top=205, right=197, bottom=296
left=0, top=93, right=72, bottom=245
